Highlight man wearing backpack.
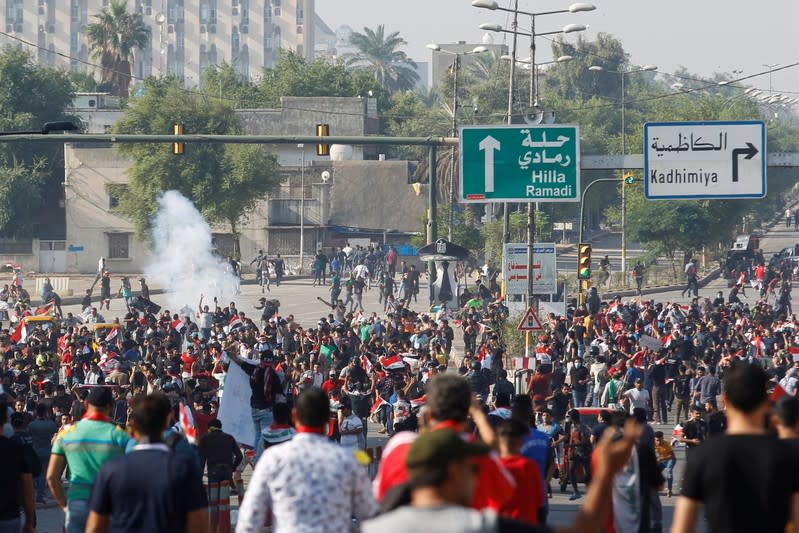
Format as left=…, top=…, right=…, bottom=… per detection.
left=565, top=409, right=593, bottom=501
left=229, top=349, right=282, bottom=462
left=600, top=369, right=624, bottom=409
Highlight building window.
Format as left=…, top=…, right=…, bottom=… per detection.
left=108, top=233, right=130, bottom=259
left=106, top=184, right=127, bottom=210
left=296, top=3, right=302, bottom=24
left=231, top=30, right=239, bottom=54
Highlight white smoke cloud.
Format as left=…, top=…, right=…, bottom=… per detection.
left=145, top=190, right=238, bottom=313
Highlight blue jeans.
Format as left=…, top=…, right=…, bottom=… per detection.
left=572, top=389, right=586, bottom=408
left=659, top=458, right=676, bottom=492
left=251, top=407, right=273, bottom=462
left=66, top=499, right=90, bottom=533
left=0, top=518, right=20, bottom=533
left=36, top=455, right=49, bottom=499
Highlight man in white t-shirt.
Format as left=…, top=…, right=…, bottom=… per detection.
left=623, top=379, right=650, bottom=415
left=338, top=398, right=363, bottom=450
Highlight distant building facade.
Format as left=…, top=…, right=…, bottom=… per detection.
left=1, top=0, right=315, bottom=84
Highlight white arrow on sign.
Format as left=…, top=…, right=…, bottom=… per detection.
left=478, top=135, right=500, bottom=193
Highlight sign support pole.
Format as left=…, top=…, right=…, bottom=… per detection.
left=427, top=145, right=438, bottom=296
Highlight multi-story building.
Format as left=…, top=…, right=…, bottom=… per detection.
left=1, top=0, right=315, bottom=85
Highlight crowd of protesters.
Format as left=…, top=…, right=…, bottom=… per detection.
left=2, top=240, right=799, bottom=532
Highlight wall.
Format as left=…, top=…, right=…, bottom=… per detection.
left=328, top=161, right=424, bottom=233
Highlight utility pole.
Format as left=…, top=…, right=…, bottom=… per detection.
left=502, top=0, right=519, bottom=246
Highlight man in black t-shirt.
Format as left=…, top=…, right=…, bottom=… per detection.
left=673, top=362, right=799, bottom=533
left=0, top=404, right=35, bottom=533
left=680, top=406, right=707, bottom=451
left=86, top=394, right=207, bottom=533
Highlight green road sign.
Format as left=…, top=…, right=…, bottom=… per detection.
left=459, top=124, right=580, bottom=203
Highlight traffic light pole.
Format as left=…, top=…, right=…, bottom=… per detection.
left=578, top=177, right=622, bottom=304
left=578, top=177, right=623, bottom=244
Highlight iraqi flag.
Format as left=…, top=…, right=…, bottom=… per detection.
left=179, top=402, right=197, bottom=445
left=361, top=353, right=372, bottom=373
left=410, top=395, right=427, bottom=409
left=105, top=328, right=118, bottom=343
left=10, top=321, right=26, bottom=343
left=751, top=335, right=764, bottom=359
left=789, top=343, right=799, bottom=362
left=370, top=396, right=388, bottom=416
left=171, top=319, right=187, bottom=334
left=229, top=315, right=243, bottom=331
left=379, top=354, right=405, bottom=371
left=661, top=334, right=674, bottom=349
left=35, top=303, right=54, bottom=316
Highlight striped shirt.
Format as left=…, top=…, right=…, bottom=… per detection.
left=51, top=418, right=130, bottom=501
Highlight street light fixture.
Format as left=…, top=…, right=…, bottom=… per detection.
left=472, top=0, right=596, bottom=15
left=480, top=22, right=586, bottom=36
left=427, top=43, right=488, bottom=240
left=476, top=0, right=594, bottom=359
left=587, top=63, right=657, bottom=283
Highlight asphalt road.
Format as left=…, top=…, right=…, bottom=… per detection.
left=37, top=220, right=799, bottom=531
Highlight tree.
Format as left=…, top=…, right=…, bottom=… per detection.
left=257, top=50, right=386, bottom=109
left=0, top=47, right=75, bottom=237
left=113, top=77, right=280, bottom=253
left=344, top=25, right=419, bottom=93
left=201, top=62, right=261, bottom=108
left=84, top=0, right=149, bottom=97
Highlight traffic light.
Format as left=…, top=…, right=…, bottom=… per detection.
left=316, top=123, right=330, bottom=156
left=172, top=123, right=185, bottom=155
left=578, top=243, right=592, bottom=280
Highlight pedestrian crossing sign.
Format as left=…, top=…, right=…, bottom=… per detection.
left=518, top=307, right=544, bottom=331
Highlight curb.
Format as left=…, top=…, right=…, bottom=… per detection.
left=56, top=275, right=304, bottom=307
left=601, top=267, right=722, bottom=300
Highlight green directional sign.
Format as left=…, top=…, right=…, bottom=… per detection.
left=459, top=124, right=580, bottom=203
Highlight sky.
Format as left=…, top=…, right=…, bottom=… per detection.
left=316, top=0, right=799, bottom=97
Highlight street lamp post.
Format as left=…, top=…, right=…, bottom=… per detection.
left=588, top=63, right=656, bottom=286
left=477, top=0, right=593, bottom=363
left=427, top=44, right=487, bottom=241
left=298, top=143, right=305, bottom=275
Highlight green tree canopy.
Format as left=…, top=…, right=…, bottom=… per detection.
left=113, top=77, right=280, bottom=251
left=85, top=0, right=149, bottom=97
left=343, top=25, right=419, bottom=93
left=0, top=47, right=74, bottom=237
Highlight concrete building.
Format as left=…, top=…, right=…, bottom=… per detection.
left=55, top=95, right=423, bottom=274
left=69, top=92, right=124, bottom=134
left=62, top=145, right=423, bottom=274
left=1, top=0, right=315, bottom=84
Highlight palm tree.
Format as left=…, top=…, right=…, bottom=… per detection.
left=344, top=25, right=419, bottom=93
left=85, top=0, right=149, bottom=97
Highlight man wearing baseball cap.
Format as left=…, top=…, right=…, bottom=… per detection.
left=365, top=418, right=641, bottom=533
left=47, top=387, right=130, bottom=533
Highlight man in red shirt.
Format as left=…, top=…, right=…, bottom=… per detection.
left=321, top=370, right=342, bottom=395
left=497, top=419, right=544, bottom=526
left=373, top=374, right=515, bottom=511
left=528, top=367, right=553, bottom=411
left=180, top=346, right=199, bottom=375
